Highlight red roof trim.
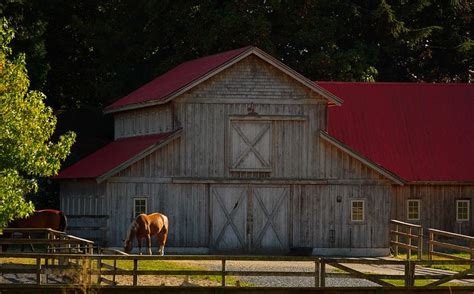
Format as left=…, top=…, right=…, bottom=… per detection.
left=105, top=47, right=253, bottom=113
left=56, top=130, right=181, bottom=181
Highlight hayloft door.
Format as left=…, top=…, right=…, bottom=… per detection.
left=210, top=186, right=248, bottom=252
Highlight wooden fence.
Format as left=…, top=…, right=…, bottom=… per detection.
left=389, top=220, right=423, bottom=260
left=0, top=228, right=95, bottom=254
left=428, top=228, right=474, bottom=269
left=1, top=253, right=474, bottom=288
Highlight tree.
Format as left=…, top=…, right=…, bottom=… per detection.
left=0, top=19, right=75, bottom=230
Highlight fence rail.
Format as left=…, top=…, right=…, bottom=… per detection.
left=1, top=253, right=474, bottom=288
left=0, top=228, right=95, bottom=255
left=428, top=228, right=474, bottom=269
left=389, top=220, right=423, bottom=260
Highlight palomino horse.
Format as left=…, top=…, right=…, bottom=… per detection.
left=2, top=209, right=67, bottom=252
left=123, top=213, right=168, bottom=255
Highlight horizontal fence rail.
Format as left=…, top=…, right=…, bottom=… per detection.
left=1, top=253, right=474, bottom=288
left=389, top=220, right=423, bottom=260
left=0, top=228, right=95, bottom=255
left=428, top=228, right=474, bottom=269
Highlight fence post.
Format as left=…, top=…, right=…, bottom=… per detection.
left=470, top=240, right=474, bottom=270
left=133, top=258, right=138, bottom=286
left=428, top=231, right=434, bottom=264
left=404, top=260, right=414, bottom=286
left=418, top=227, right=423, bottom=261
left=221, top=259, right=226, bottom=287
left=36, top=257, right=42, bottom=285
left=395, top=224, right=399, bottom=256
left=113, top=258, right=117, bottom=285
left=97, top=256, right=102, bottom=285
left=407, top=227, right=412, bottom=259
left=314, top=259, right=320, bottom=287
left=320, top=260, right=326, bottom=287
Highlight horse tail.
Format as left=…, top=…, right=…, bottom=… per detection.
left=162, top=214, right=169, bottom=233
left=59, top=211, right=67, bottom=232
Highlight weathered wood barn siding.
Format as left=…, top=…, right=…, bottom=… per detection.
left=105, top=182, right=208, bottom=248
left=391, top=185, right=474, bottom=235
left=59, top=180, right=108, bottom=244
left=114, top=105, right=173, bottom=139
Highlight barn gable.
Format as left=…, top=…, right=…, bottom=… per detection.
left=104, top=46, right=342, bottom=114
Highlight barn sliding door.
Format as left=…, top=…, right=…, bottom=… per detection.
left=211, top=186, right=248, bottom=252
left=210, top=185, right=289, bottom=253
left=251, top=186, right=289, bottom=252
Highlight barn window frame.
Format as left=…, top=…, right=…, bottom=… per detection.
left=133, top=197, right=148, bottom=218
left=407, top=199, right=420, bottom=221
left=350, top=200, right=365, bottom=222
left=456, top=200, right=470, bottom=222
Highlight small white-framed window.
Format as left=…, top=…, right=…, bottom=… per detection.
left=351, top=200, right=365, bottom=222
left=133, top=198, right=147, bottom=218
left=407, top=199, right=420, bottom=221
left=456, top=200, right=470, bottom=222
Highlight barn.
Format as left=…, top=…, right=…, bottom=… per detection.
left=57, top=46, right=474, bottom=256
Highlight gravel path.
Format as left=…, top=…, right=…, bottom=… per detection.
left=175, top=260, right=379, bottom=287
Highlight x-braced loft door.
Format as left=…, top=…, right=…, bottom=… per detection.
left=210, top=185, right=289, bottom=253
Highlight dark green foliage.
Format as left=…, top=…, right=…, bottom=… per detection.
left=1, top=0, right=471, bottom=208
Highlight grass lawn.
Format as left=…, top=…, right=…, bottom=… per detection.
left=394, top=252, right=471, bottom=272
left=382, top=279, right=465, bottom=287
left=0, top=257, right=252, bottom=286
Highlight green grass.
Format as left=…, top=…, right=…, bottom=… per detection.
left=101, top=259, right=252, bottom=286
left=394, top=252, right=471, bottom=272
left=0, top=257, right=252, bottom=286
left=382, top=279, right=465, bottom=287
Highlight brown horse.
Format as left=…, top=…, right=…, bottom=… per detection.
left=2, top=209, right=67, bottom=252
left=123, top=213, right=168, bottom=255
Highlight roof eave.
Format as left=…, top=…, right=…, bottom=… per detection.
left=320, top=131, right=405, bottom=186
left=95, top=129, right=182, bottom=183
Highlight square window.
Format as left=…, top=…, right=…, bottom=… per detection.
left=351, top=200, right=364, bottom=222
left=407, top=200, right=420, bottom=221
left=456, top=200, right=470, bottom=222
left=134, top=198, right=147, bottom=218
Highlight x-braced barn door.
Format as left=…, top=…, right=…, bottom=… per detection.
left=251, top=186, right=289, bottom=252
left=211, top=186, right=248, bottom=252
left=211, top=185, right=289, bottom=253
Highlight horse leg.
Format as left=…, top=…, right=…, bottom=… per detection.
left=146, top=235, right=152, bottom=255
left=137, top=237, right=142, bottom=255
left=157, top=231, right=168, bottom=256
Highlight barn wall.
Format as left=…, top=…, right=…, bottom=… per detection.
left=59, top=180, right=108, bottom=244
left=117, top=138, right=182, bottom=177
left=114, top=105, right=173, bottom=139
left=60, top=180, right=107, bottom=215
left=391, top=185, right=474, bottom=236
left=292, top=184, right=392, bottom=253
left=106, top=181, right=209, bottom=248
left=115, top=55, right=385, bottom=181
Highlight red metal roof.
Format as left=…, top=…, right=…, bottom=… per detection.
left=105, top=46, right=252, bottom=112
left=56, top=132, right=176, bottom=180
left=317, top=82, right=474, bottom=182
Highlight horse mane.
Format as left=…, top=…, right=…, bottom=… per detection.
left=125, top=220, right=138, bottom=242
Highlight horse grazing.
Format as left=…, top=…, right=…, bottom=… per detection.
left=2, top=209, right=67, bottom=252
left=124, top=213, right=168, bottom=255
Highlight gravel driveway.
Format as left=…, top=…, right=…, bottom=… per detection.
left=175, top=260, right=379, bottom=287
